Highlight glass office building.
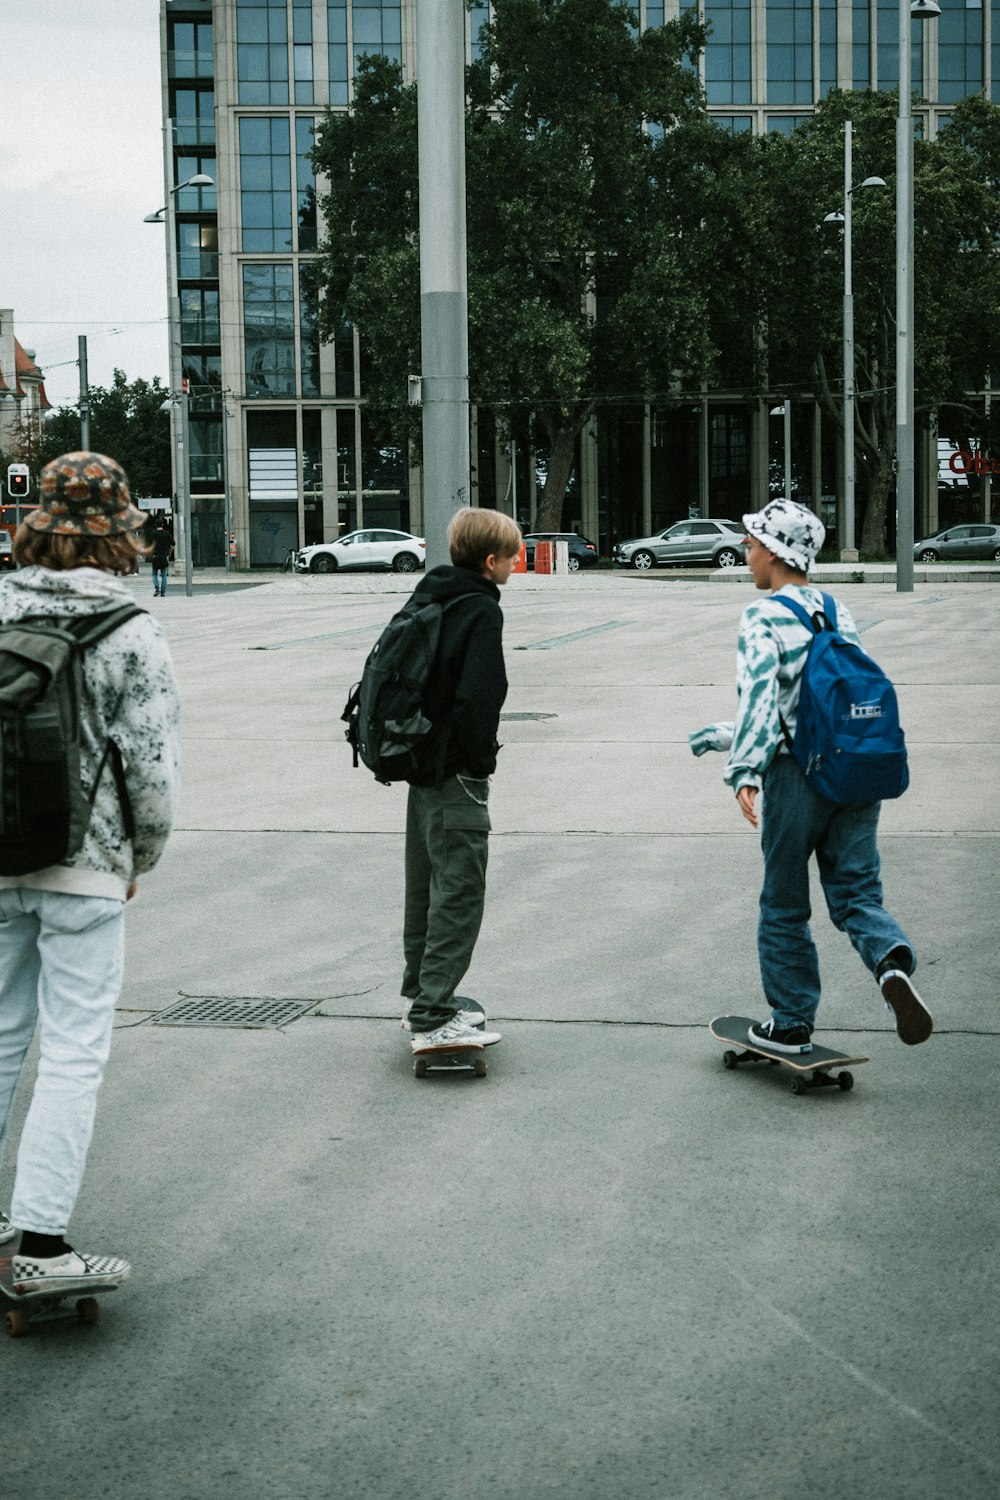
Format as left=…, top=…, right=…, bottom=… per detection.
left=161, top=0, right=999, bottom=564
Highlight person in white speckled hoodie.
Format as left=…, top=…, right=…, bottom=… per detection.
left=0, top=452, right=180, bottom=1297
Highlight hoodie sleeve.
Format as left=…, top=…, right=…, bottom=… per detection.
left=450, top=608, right=508, bottom=778
left=111, top=617, right=182, bottom=876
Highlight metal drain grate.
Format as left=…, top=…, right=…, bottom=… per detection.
left=499, top=712, right=556, bottom=721
left=153, top=996, right=316, bottom=1029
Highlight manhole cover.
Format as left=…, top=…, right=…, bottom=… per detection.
left=153, top=997, right=316, bottom=1029
left=499, top=712, right=556, bottom=721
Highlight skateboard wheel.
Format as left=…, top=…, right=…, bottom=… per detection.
left=722, top=1050, right=738, bottom=1070
left=76, top=1297, right=101, bottom=1326
left=837, top=1071, right=854, bottom=1092
left=474, top=1056, right=488, bottom=1078
left=5, top=1306, right=31, bottom=1338
left=791, top=1075, right=809, bottom=1096
left=413, top=1057, right=428, bottom=1079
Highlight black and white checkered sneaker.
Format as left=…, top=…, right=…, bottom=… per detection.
left=0, top=1211, right=17, bottom=1246
left=11, top=1249, right=131, bottom=1295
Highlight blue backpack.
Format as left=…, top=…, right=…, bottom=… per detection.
left=774, top=593, right=909, bottom=806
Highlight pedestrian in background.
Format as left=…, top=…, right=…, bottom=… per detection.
left=0, top=451, right=181, bottom=1294
left=151, top=518, right=174, bottom=598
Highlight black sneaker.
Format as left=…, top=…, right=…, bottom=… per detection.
left=748, top=1018, right=813, bottom=1055
left=876, top=966, right=933, bottom=1046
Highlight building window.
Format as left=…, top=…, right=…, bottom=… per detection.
left=177, top=223, right=219, bottom=280
left=240, top=117, right=293, bottom=252
left=353, top=1, right=403, bottom=74
left=766, top=113, right=811, bottom=132
left=704, top=0, right=752, bottom=106
left=875, top=1, right=924, bottom=89
left=938, top=0, right=984, bottom=105
left=243, top=263, right=297, bottom=397
left=296, top=117, right=318, bottom=250
left=767, top=0, right=814, bottom=106
left=299, top=270, right=321, bottom=397
left=237, top=0, right=290, bottom=106
left=293, top=0, right=315, bottom=103
left=470, top=0, right=490, bottom=60
left=180, top=288, right=220, bottom=345
left=852, top=0, right=870, bottom=87
left=329, top=0, right=349, bottom=107
left=712, top=114, right=753, bottom=131
left=819, top=0, right=837, bottom=97
left=994, top=0, right=1000, bottom=102
left=169, top=19, right=214, bottom=80
left=175, top=157, right=217, bottom=212
left=174, top=88, right=215, bottom=149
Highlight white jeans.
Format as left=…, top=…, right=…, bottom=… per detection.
left=0, top=889, right=125, bottom=1235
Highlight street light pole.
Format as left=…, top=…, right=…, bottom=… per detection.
left=415, top=0, right=470, bottom=567
left=896, top=0, right=940, bottom=592
left=826, top=125, right=885, bottom=560
left=145, top=132, right=213, bottom=599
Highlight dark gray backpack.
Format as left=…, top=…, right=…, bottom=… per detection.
left=0, top=605, right=141, bottom=875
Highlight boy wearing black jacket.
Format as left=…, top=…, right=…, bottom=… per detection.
left=402, top=508, right=522, bottom=1056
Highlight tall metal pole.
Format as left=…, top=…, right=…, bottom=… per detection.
left=78, top=336, right=91, bottom=450
left=783, top=399, right=792, bottom=498
left=162, top=120, right=193, bottom=597
left=842, top=122, right=858, bottom=558
left=416, top=0, right=470, bottom=568
left=895, top=7, right=915, bottom=592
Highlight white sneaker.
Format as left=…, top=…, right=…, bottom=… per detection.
left=401, top=1002, right=485, bottom=1033
left=410, top=1015, right=501, bottom=1053
left=0, top=1211, right=17, bottom=1245
left=11, top=1248, right=131, bottom=1295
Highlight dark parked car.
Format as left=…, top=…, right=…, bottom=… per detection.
left=913, top=523, right=1000, bottom=562
left=612, top=518, right=745, bottom=570
left=521, top=532, right=600, bottom=571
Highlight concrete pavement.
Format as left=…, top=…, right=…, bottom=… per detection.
left=3, top=569, right=998, bottom=1499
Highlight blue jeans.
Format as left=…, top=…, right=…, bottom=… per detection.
left=757, top=755, right=913, bottom=1033
left=0, top=890, right=125, bottom=1234
left=153, top=564, right=168, bottom=595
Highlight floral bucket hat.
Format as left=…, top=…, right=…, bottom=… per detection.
left=25, top=451, right=146, bottom=537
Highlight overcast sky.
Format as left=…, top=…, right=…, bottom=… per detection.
left=3, top=1, right=169, bottom=409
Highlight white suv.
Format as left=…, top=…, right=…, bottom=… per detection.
left=296, top=528, right=426, bottom=574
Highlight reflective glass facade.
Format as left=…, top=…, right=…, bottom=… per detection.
left=161, top=1, right=1000, bottom=566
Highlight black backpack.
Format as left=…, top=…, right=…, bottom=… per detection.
left=0, top=605, right=141, bottom=876
left=342, top=592, right=478, bottom=785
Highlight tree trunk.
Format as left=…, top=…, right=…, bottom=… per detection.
left=533, top=414, right=579, bottom=533
left=860, top=449, right=894, bottom=555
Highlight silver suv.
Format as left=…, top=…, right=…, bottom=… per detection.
left=613, top=519, right=745, bottom=570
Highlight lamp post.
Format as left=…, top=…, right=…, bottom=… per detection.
left=896, top=0, right=941, bottom=592
left=769, top=402, right=793, bottom=498
left=823, top=124, right=885, bottom=561
left=415, top=0, right=470, bottom=566
left=144, top=140, right=213, bottom=598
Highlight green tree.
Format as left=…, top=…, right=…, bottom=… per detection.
left=749, top=90, right=1000, bottom=553
left=312, top=0, right=708, bottom=530
left=37, top=370, right=173, bottom=500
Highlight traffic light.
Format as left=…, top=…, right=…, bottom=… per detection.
left=6, top=464, right=30, bottom=499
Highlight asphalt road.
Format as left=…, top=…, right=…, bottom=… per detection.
left=3, top=569, right=998, bottom=1500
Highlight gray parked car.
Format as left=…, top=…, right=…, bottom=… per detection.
left=612, top=518, right=745, bottom=570
left=913, top=523, right=1000, bottom=562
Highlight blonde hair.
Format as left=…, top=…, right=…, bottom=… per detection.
left=13, top=523, right=148, bottom=575
left=447, top=508, right=522, bottom=570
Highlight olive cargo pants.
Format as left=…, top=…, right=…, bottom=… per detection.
left=402, top=774, right=491, bottom=1032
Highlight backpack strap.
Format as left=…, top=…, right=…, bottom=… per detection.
left=772, top=593, right=836, bottom=633
left=772, top=593, right=837, bottom=751
left=68, top=605, right=144, bottom=839
left=66, top=603, right=145, bottom=647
